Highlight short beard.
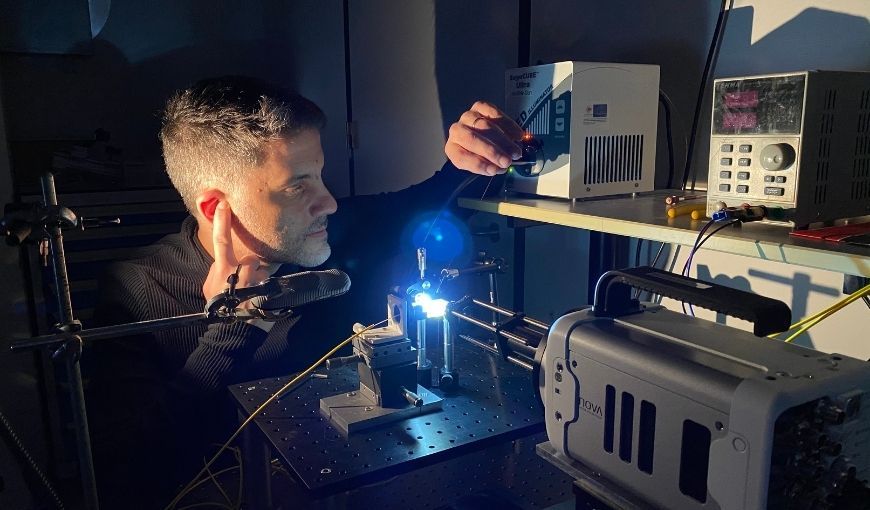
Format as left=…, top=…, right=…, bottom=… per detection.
left=232, top=208, right=330, bottom=267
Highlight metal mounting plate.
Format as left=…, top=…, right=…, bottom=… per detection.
left=320, top=384, right=442, bottom=435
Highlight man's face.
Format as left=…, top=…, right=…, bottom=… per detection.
left=231, top=129, right=338, bottom=267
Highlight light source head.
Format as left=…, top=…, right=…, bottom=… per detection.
left=412, top=292, right=449, bottom=319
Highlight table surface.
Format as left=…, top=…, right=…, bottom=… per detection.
left=459, top=191, right=870, bottom=277
left=229, top=341, right=546, bottom=497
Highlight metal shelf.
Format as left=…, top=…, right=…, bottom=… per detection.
left=459, top=192, right=870, bottom=277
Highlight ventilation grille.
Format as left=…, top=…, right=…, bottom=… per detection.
left=814, top=89, right=836, bottom=205
left=852, top=88, right=870, bottom=201
left=603, top=385, right=657, bottom=476
left=584, top=135, right=644, bottom=185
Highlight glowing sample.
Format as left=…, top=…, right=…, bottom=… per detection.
left=413, top=292, right=449, bottom=319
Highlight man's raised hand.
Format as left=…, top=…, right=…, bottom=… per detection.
left=202, top=201, right=270, bottom=303
left=445, top=101, right=524, bottom=176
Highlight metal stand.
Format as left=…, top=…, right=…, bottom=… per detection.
left=439, top=309, right=459, bottom=390
left=415, top=317, right=432, bottom=386
left=40, top=173, right=99, bottom=510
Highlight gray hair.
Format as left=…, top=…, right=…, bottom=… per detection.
left=159, top=76, right=326, bottom=212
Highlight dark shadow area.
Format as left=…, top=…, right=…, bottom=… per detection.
left=0, top=0, right=92, bottom=55
left=747, top=268, right=840, bottom=349
left=433, top=0, right=519, bottom=135
left=3, top=38, right=302, bottom=195
left=696, top=264, right=755, bottom=327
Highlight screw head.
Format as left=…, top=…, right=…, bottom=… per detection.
left=364, top=406, right=373, bottom=412
left=320, top=468, right=332, bottom=474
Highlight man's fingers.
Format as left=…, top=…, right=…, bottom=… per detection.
left=459, top=112, right=522, bottom=160
left=469, top=101, right=524, bottom=140
left=445, top=142, right=504, bottom=176
left=237, top=256, right=269, bottom=285
left=448, top=122, right=516, bottom=169
left=211, top=201, right=238, bottom=267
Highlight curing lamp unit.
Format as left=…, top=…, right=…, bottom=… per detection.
left=706, top=70, right=870, bottom=227
left=505, top=61, right=659, bottom=199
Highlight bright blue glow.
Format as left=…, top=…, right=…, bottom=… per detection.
left=413, top=292, right=449, bottom=319
left=405, top=211, right=471, bottom=264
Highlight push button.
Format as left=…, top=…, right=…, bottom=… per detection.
left=764, top=187, right=785, bottom=196
left=719, top=184, right=731, bottom=192
left=736, top=185, right=749, bottom=193
left=775, top=176, right=787, bottom=183
left=738, top=158, right=751, bottom=166
left=721, top=144, right=734, bottom=152
left=720, top=171, right=732, bottom=179
left=739, top=144, right=752, bottom=153
left=764, top=175, right=774, bottom=183
left=720, top=157, right=733, bottom=166
left=737, top=171, right=750, bottom=180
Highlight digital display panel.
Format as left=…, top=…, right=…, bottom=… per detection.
left=713, top=75, right=806, bottom=135
left=722, top=112, right=757, bottom=130
left=723, top=90, right=758, bottom=108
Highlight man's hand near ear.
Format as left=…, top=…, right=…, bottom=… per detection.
left=202, top=201, right=274, bottom=325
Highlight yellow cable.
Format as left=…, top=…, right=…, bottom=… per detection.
left=768, top=283, right=870, bottom=339
left=171, top=466, right=239, bottom=509
left=780, top=283, right=870, bottom=342
left=166, top=319, right=387, bottom=510
left=235, top=447, right=242, bottom=510
left=203, top=456, right=233, bottom=508
left=783, top=285, right=869, bottom=343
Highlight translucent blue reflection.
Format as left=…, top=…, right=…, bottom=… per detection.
left=405, top=211, right=470, bottom=265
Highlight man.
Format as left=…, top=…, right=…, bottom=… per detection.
left=86, top=75, right=523, bottom=507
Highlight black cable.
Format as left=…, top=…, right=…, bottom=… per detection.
left=659, top=92, right=676, bottom=189
left=420, top=175, right=479, bottom=247
left=634, top=239, right=644, bottom=268
left=650, top=242, right=667, bottom=269
left=681, top=219, right=717, bottom=315
left=633, top=239, right=645, bottom=299
left=683, top=219, right=717, bottom=277
left=694, top=219, right=739, bottom=254
left=863, top=295, right=870, bottom=310
left=635, top=242, right=669, bottom=302
left=682, top=219, right=739, bottom=316
left=342, top=0, right=357, bottom=197
left=680, top=0, right=734, bottom=190
left=0, top=409, right=65, bottom=509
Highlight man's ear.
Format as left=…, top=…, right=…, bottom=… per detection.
left=195, top=190, right=227, bottom=223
